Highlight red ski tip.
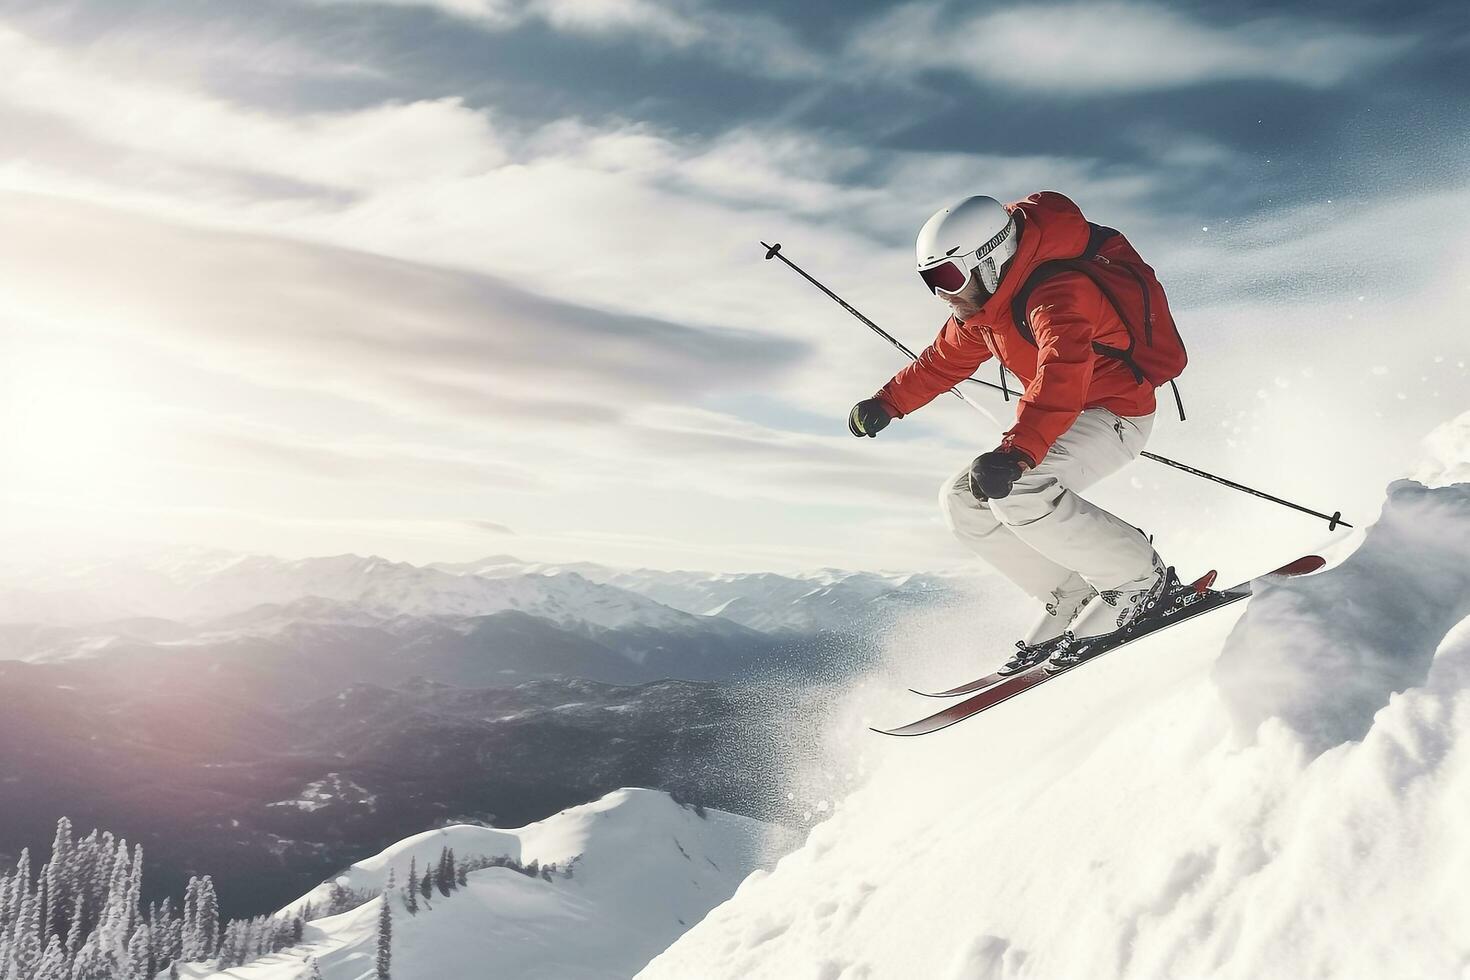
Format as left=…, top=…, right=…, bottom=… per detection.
left=1271, top=555, right=1326, bottom=576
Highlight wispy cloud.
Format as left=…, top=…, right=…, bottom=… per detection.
left=312, top=0, right=823, bottom=78
left=850, top=1, right=1414, bottom=93
left=0, top=191, right=804, bottom=425
left=466, top=519, right=516, bottom=535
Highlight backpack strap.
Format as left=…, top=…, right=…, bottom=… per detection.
left=1010, top=223, right=1118, bottom=346
left=1010, top=223, right=1187, bottom=421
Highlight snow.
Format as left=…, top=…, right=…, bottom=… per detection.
left=201, top=788, right=791, bottom=980
left=1417, top=408, right=1470, bottom=487
left=641, top=462, right=1470, bottom=974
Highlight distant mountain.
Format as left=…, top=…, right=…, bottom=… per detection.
left=0, top=551, right=978, bottom=686
left=431, top=555, right=975, bottom=634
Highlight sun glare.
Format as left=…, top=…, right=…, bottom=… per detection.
left=1, top=342, right=148, bottom=489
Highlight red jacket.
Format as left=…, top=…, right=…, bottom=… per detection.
left=875, top=191, right=1156, bottom=465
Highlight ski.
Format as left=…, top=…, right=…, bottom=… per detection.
left=872, top=555, right=1325, bottom=738
left=908, top=669, right=1013, bottom=699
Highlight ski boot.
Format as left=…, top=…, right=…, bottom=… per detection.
left=998, top=578, right=1096, bottom=676
left=1048, top=558, right=1176, bottom=672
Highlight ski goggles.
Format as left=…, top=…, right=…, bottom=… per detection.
left=916, top=220, right=1015, bottom=295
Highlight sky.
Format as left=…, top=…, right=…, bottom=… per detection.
left=0, top=0, right=1466, bottom=573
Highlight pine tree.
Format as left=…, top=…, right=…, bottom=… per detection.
left=216, top=920, right=236, bottom=969
left=305, top=955, right=325, bottom=980
left=66, top=893, right=85, bottom=955
left=375, top=870, right=393, bottom=980
left=0, top=869, right=13, bottom=936
left=45, top=817, right=73, bottom=945
left=33, top=934, right=68, bottom=980
left=196, top=875, right=220, bottom=960
left=402, top=859, right=418, bottom=915
left=126, top=922, right=153, bottom=980
left=12, top=851, right=43, bottom=978
left=418, top=869, right=432, bottom=905
left=71, top=932, right=110, bottom=980
left=98, top=838, right=138, bottom=959
left=181, top=877, right=200, bottom=960
left=435, top=848, right=452, bottom=897
left=127, top=843, right=144, bottom=941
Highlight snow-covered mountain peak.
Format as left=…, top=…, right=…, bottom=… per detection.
left=213, top=789, right=790, bottom=980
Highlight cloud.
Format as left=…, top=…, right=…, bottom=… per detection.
left=158, top=414, right=545, bottom=491
left=466, top=519, right=516, bottom=535
left=850, top=1, right=1414, bottom=93
left=0, top=191, right=804, bottom=409
left=310, top=0, right=822, bottom=78
left=0, top=25, right=503, bottom=193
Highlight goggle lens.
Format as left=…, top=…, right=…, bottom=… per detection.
left=918, top=260, right=969, bottom=295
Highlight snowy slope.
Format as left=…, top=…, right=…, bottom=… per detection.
left=184, top=789, right=790, bottom=980
left=641, top=416, right=1470, bottom=980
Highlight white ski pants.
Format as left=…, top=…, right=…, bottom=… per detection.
left=940, top=408, right=1158, bottom=599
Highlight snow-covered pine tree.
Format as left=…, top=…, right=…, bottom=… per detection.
left=126, top=921, right=153, bottom=980
left=70, top=932, right=110, bottom=980
left=0, top=868, right=12, bottom=936
left=12, top=851, right=43, bottom=978
left=196, top=875, right=220, bottom=960
left=149, top=896, right=180, bottom=967
left=32, top=934, right=68, bottom=980
left=66, top=892, right=85, bottom=955
left=96, top=838, right=133, bottom=960
left=305, top=954, right=325, bottom=980
left=44, top=817, right=73, bottom=946
left=403, top=858, right=418, bottom=914
left=376, top=870, right=393, bottom=980
left=126, top=843, right=143, bottom=941
left=418, top=869, right=432, bottom=906
left=216, top=919, right=237, bottom=969
left=181, top=876, right=201, bottom=961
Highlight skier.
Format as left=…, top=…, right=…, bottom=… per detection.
left=848, top=192, right=1185, bottom=673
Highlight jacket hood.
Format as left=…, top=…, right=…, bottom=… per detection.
left=968, top=191, right=1092, bottom=324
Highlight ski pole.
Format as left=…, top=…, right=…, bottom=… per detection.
left=760, top=240, right=1353, bottom=531
left=762, top=242, right=1006, bottom=429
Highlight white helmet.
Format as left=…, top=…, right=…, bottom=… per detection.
left=915, top=196, right=1018, bottom=296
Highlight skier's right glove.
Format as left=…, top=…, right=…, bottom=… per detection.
left=848, top=398, right=893, bottom=438
left=969, top=447, right=1033, bottom=500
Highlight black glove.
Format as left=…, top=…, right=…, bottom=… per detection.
left=969, top=448, right=1032, bottom=500
left=848, top=398, right=893, bottom=438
